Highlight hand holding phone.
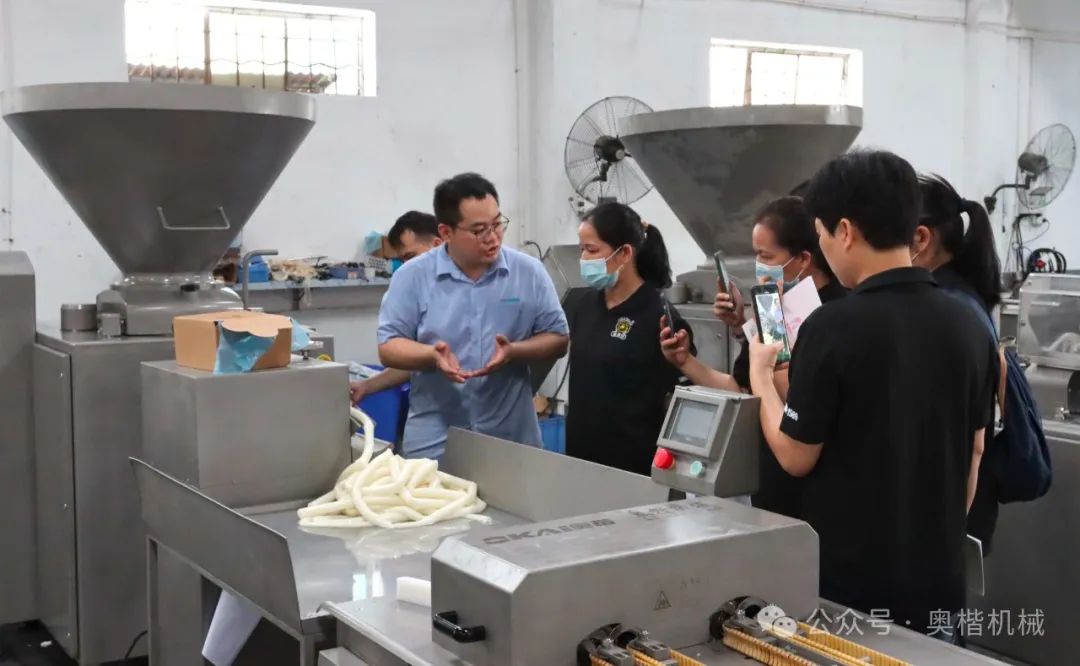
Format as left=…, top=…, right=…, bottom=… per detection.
left=750, top=283, right=791, bottom=364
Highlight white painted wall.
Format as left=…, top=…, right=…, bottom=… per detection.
left=1023, top=39, right=1080, bottom=265
left=523, top=0, right=1004, bottom=277
left=5, top=0, right=1080, bottom=360
left=1, top=0, right=517, bottom=366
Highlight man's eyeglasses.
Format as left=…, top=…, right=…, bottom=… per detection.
left=457, top=215, right=510, bottom=240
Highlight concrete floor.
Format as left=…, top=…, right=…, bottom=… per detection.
left=0, top=623, right=146, bottom=666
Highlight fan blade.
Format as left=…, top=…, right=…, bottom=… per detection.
left=580, top=109, right=608, bottom=142
left=586, top=99, right=614, bottom=136
left=618, top=162, right=652, bottom=203
left=569, top=163, right=603, bottom=193
left=566, top=156, right=602, bottom=171
left=604, top=98, right=619, bottom=140
left=565, top=136, right=597, bottom=165
left=568, top=160, right=601, bottom=181
left=569, top=117, right=602, bottom=146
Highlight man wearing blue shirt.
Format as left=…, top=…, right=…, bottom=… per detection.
left=377, top=173, right=569, bottom=459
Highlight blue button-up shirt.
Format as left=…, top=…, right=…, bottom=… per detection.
left=377, top=246, right=568, bottom=459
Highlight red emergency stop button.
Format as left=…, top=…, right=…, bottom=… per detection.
left=654, top=448, right=675, bottom=470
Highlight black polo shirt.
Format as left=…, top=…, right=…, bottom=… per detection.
left=566, top=284, right=692, bottom=476
left=779, top=267, right=996, bottom=634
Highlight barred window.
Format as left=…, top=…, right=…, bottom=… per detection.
left=710, top=39, right=861, bottom=108
left=125, top=0, right=376, bottom=96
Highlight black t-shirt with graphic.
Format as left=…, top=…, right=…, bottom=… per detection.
left=566, top=284, right=692, bottom=476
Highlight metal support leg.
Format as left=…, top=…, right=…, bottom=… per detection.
left=147, top=539, right=159, bottom=664
left=147, top=538, right=208, bottom=665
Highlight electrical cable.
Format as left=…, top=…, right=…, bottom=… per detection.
left=124, top=630, right=147, bottom=660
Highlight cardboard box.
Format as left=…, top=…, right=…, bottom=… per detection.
left=173, top=311, right=293, bottom=372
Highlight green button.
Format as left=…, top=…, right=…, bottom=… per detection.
left=690, top=460, right=705, bottom=477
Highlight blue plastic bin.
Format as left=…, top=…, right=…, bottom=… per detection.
left=242, top=255, right=271, bottom=283
left=538, top=415, right=565, bottom=454
left=355, top=364, right=410, bottom=445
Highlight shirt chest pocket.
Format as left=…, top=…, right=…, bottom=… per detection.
left=490, top=301, right=531, bottom=340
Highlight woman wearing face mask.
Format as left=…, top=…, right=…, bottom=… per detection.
left=565, top=202, right=693, bottom=475
left=660, top=196, right=845, bottom=516
left=911, top=174, right=1002, bottom=555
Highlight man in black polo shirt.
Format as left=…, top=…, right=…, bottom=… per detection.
left=747, top=150, right=996, bottom=635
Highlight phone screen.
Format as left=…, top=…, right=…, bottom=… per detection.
left=753, top=290, right=791, bottom=363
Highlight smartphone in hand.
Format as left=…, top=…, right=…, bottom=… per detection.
left=750, top=283, right=791, bottom=363
left=663, top=297, right=677, bottom=332
left=713, top=251, right=731, bottom=295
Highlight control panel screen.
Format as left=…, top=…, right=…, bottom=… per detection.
left=665, top=398, right=716, bottom=448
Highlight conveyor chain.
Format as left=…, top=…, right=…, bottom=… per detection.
left=710, top=596, right=913, bottom=666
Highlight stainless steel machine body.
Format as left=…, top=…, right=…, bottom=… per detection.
left=141, top=360, right=350, bottom=507
left=325, top=505, right=1006, bottom=666
left=0, top=252, right=35, bottom=625
left=33, top=329, right=176, bottom=660
left=132, top=428, right=668, bottom=665
left=316, top=392, right=1008, bottom=666
left=1017, top=273, right=1080, bottom=419
left=965, top=273, right=1080, bottom=666
left=323, top=606, right=1007, bottom=666
left=619, top=105, right=862, bottom=308
left=428, top=498, right=818, bottom=665
left=138, top=358, right=351, bottom=665
left=0, top=82, right=317, bottom=664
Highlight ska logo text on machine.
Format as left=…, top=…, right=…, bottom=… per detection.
left=482, top=519, right=616, bottom=545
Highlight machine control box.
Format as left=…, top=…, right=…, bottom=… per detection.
left=652, top=385, right=760, bottom=497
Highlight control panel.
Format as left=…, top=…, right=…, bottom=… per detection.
left=652, top=386, right=760, bottom=497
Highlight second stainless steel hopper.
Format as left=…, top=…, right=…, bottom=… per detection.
left=620, top=105, right=862, bottom=302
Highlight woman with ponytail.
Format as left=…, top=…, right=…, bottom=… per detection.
left=566, top=202, right=693, bottom=475
left=911, top=174, right=1002, bottom=554
left=912, top=175, right=1002, bottom=312
left=660, top=196, right=846, bottom=518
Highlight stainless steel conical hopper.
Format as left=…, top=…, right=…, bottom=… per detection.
left=619, top=105, right=861, bottom=300
left=2, top=82, right=315, bottom=334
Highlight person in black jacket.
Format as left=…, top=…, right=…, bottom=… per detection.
left=566, top=202, right=692, bottom=476
left=911, top=174, right=1003, bottom=555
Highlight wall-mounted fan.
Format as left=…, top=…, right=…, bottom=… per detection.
left=984, top=124, right=1077, bottom=281
left=565, top=96, right=654, bottom=207
left=985, top=123, right=1076, bottom=214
